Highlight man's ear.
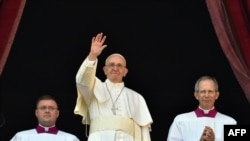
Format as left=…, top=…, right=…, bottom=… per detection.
left=124, top=68, right=128, bottom=77
left=194, top=92, right=199, bottom=100
left=103, top=66, right=107, bottom=75
left=215, top=91, right=220, bottom=100
left=35, top=109, right=38, bottom=117
left=57, top=110, right=59, bottom=118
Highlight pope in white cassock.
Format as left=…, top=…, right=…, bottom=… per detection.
left=74, top=32, right=153, bottom=141
left=167, top=76, right=237, bottom=141
left=10, top=95, right=80, bottom=141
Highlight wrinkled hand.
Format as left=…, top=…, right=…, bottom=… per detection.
left=89, top=32, right=107, bottom=59
left=200, top=126, right=215, bottom=141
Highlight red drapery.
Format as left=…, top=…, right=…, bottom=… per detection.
left=206, top=0, right=250, bottom=103
left=0, top=0, right=26, bottom=75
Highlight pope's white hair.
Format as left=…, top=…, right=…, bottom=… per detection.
left=105, top=53, right=126, bottom=66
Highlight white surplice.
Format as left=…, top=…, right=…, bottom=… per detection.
left=167, top=111, right=237, bottom=141
left=10, top=129, right=80, bottom=141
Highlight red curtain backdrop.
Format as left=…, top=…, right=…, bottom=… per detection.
left=0, top=0, right=26, bottom=75
left=206, top=0, right=250, bottom=103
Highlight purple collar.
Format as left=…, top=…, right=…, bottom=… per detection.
left=36, top=125, right=58, bottom=134
left=194, top=107, right=217, bottom=118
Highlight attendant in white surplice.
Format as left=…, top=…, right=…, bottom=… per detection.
left=10, top=95, right=80, bottom=141
left=74, top=32, right=153, bottom=141
left=167, top=76, right=237, bottom=141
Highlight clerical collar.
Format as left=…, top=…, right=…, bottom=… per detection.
left=195, top=107, right=217, bottom=118
left=105, top=79, right=124, bottom=88
left=36, top=124, right=58, bottom=134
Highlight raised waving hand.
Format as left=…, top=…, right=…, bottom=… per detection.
left=88, top=32, right=107, bottom=60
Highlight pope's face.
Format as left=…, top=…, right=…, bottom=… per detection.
left=103, top=55, right=128, bottom=83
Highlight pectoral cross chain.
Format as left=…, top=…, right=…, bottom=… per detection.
left=111, top=105, right=118, bottom=115
left=105, top=82, right=125, bottom=115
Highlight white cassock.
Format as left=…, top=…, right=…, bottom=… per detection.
left=10, top=129, right=80, bottom=141
left=167, top=111, right=237, bottom=141
left=74, top=57, right=153, bottom=141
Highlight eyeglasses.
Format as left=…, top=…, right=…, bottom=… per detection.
left=106, top=63, right=125, bottom=69
left=37, top=106, right=57, bottom=111
left=198, top=90, right=217, bottom=95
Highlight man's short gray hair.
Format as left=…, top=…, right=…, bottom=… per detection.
left=105, top=53, right=126, bottom=66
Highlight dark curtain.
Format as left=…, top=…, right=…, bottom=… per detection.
left=0, top=0, right=26, bottom=75
left=206, top=0, right=250, bottom=103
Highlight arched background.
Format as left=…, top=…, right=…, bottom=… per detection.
left=1, top=1, right=250, bottom=141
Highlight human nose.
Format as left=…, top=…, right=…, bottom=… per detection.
left=45, top=107, right=51, bottom=112
left=112, top=65, right=120, bottom=69
left=204, top=92, right=209, bottom=97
